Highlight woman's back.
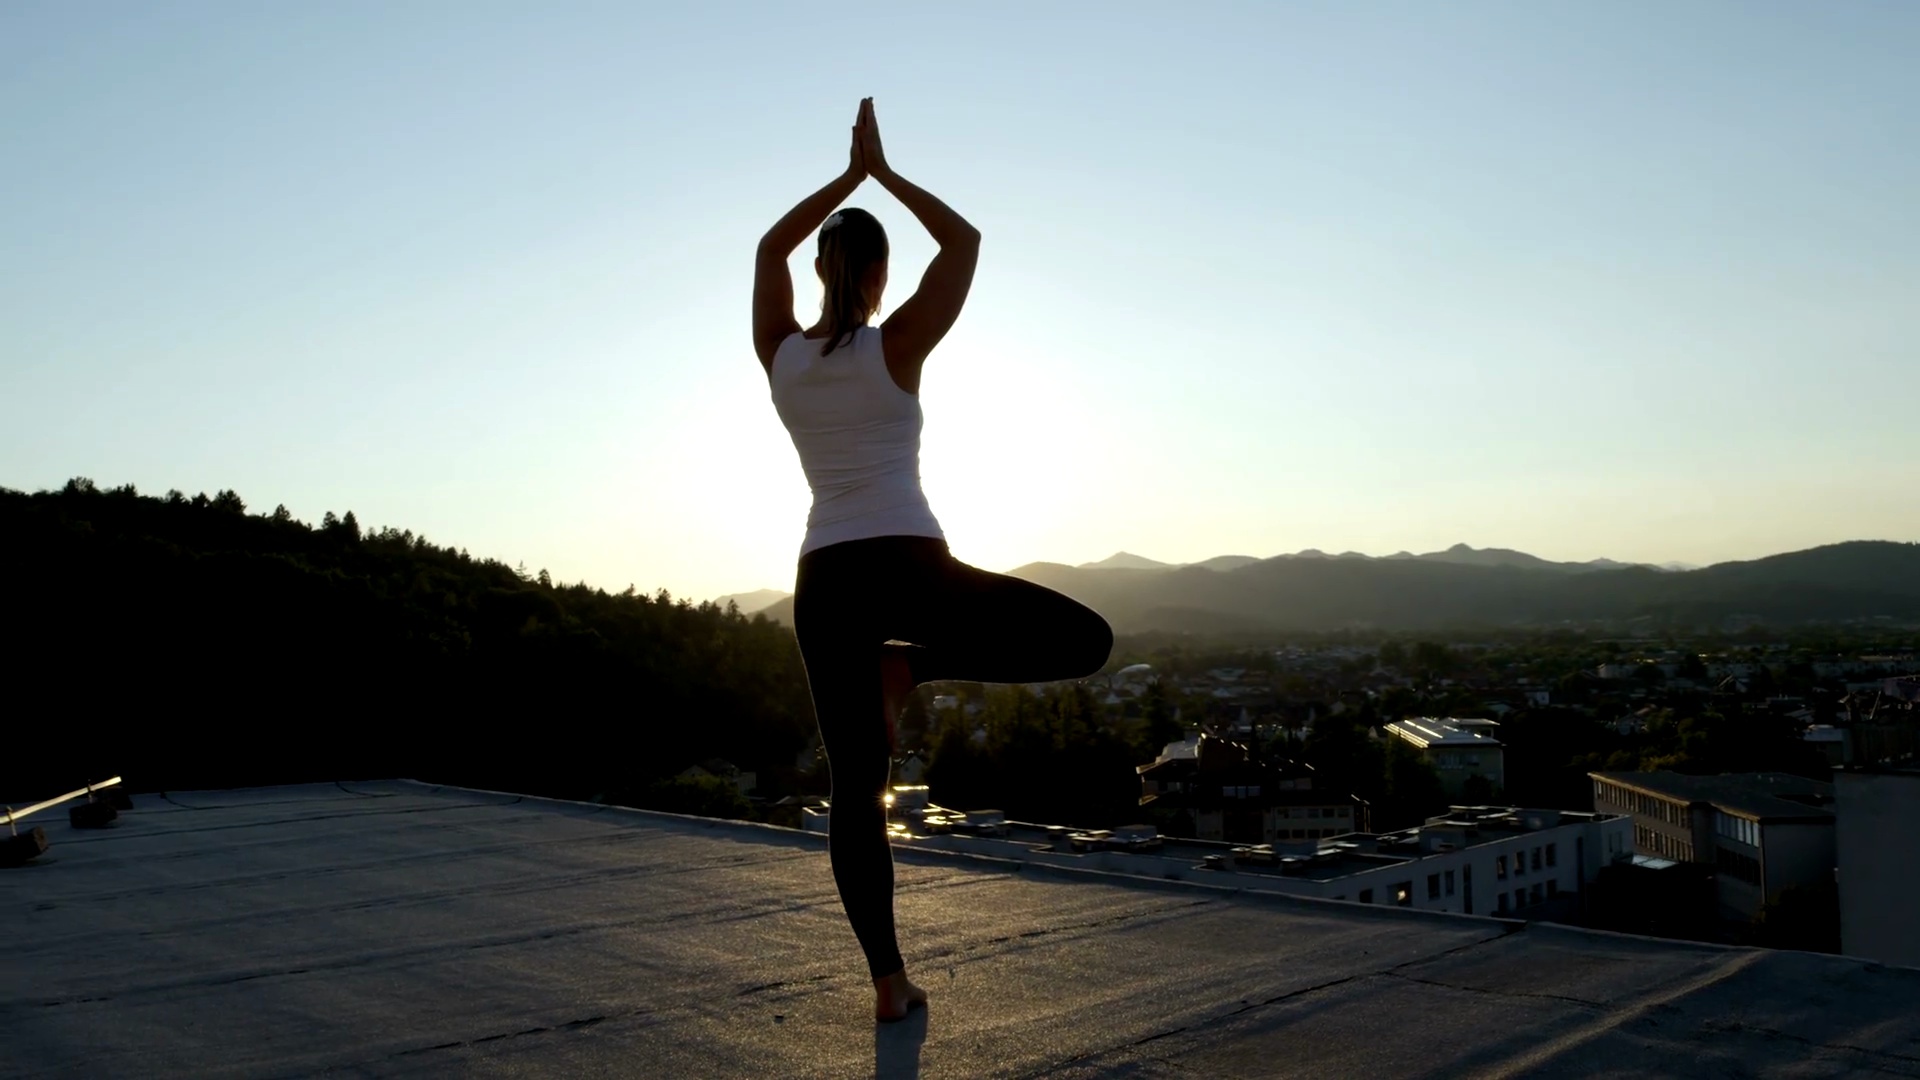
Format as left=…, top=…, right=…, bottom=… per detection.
left=769, top=325, right=942, bottom=556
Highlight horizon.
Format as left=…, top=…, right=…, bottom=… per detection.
left=5, top=4, right=1916, bottom=603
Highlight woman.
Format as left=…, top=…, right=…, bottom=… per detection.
left=752, top=98, right=1113, bottom=1022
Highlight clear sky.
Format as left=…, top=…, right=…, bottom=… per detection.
left=4, top=2, right=1915, bottom=601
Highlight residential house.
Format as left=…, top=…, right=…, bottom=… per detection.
left=1137, top=733, right=1357, bottom=845
left=1385, top=717, right=1505, bottom=797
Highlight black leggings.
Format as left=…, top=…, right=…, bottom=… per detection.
left=793, top=535, right=1113, bottom=979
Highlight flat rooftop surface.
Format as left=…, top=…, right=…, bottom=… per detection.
left=4, top=781, right=1918, bottom=1079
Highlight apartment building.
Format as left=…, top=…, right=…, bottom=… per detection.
left=1589, top=771, right=1835, bottom=923
left=1384, top=717, right=1505, bottom=797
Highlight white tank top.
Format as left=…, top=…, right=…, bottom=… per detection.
left=769, top=325, right=945, bottom=557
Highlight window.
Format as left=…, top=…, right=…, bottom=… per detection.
left=1546, top=843, right=1557, bottom=868
left=1496, top=855, right=1508, bottom=880
left=1531, top=884, right=1543, bottom=905
left=1359, top=888, right=1374, bottom=904
left=1427, top=873, right=1441, bottom=901
left=1715, top=846, right=1761, bottom=885
left=1531, top=847, right=1542, bottom=872
left=1515, top=851, right=1526, bottom=877
left=1514, top=889, right=1526, bottom=910
left=1445, top=870, right=1456, bottom=897
left=1497, top=893, right=1509, bottom=914
left=1306, top=808, right=1321, bottom=819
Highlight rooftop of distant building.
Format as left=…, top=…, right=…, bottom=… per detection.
left=1386, top=716, right=1505, bottom=747
left=5, top=780, right=1917, bottom=1078
left=1592, top=770, right=1836, bottom=822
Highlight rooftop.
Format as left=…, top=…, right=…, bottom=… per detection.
left=1386, top=716, right=1504, bottom=748
left=1593, top=770, right=1837, bottom=822
left=6, top=781, right=1918, bottom=1078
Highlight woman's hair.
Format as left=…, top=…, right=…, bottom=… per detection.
left=817, top=207, right=888, bottom=356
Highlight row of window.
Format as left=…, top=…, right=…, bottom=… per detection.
left=1715, top=844, right=1761, bottom=885
left=1494, top=843, right=1558, bottom=880
left=1714, top=812, right=1760, bottom=847
left=1633, top=824, right=1695, bottom=862
left=1594, top=781, right=1689, bottom=826
left=1344, top=864, right=1568, bottom=912
left=1275, top=806, right=1349, bottom=819
left=1425, top=869, right=1458, bottom=900
left=1495, top=881, right=1559, bottom=914
left=1352, top=879, right=1565, bottom=913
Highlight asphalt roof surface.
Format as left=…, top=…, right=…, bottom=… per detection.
left=4, top=780, right=1917, bottom=1079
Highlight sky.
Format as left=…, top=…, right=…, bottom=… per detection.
left=4, top=2, right=1916, bottom=601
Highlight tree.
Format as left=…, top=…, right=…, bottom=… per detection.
left=212, top=489, right=246, bottom=514
left=340, top=510, right=361, bottom=542
left=1461, top=773, right=1497, bottom=804
left=1411, top=641, right=1456, bottom=678
left=1380, top=737, right=1447, bottom=829
left=1139, top=679, right=1181, bottom=754
left=626, top=774, right=753, bottom=821
left=1378, top=641, right=1408, bottom=670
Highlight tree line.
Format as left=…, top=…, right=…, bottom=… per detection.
left=2, top=479, right=815, bottom=806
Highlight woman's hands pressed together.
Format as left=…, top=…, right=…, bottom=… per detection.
left=856, top=97, right=891, bottom=181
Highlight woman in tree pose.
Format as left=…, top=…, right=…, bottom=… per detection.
left=752, top=98, right=1113, bottom=1022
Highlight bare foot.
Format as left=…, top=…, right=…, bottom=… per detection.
left=874, top=968, right=929, bottom=1023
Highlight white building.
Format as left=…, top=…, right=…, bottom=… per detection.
left=1834, top=765, right=1920, bottom=969
left=1385, top=717, right=1505, bottom=796
left=901, top=804, right=1630, bottom=921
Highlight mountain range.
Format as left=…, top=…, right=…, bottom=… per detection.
left=1074, top=545, right=1702, bottom=575
left=738, top=541, right=1920, bottom=633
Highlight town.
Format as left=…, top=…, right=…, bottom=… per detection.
left=688, top=630, right=1920, bottom=968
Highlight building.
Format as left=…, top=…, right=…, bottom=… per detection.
left=906, top=803, right=1630, bottom=922
left=1384, top=717, right=1505, bottom=797
left=1589, top=771, right=1835, bottom=924
left=1834, top=764, right=1920, bottom=968
left=1136, top=733, right=1357, bottom=844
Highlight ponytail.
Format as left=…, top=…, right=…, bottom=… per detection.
left=816, top=208, right=889, bottom=357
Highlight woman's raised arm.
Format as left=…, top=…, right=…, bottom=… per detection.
left=752, top=104, right=868, bottom=369
left=863, top=100, right=980, bottom=377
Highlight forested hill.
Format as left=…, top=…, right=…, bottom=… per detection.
left=2, top=479, right=814, bottom=803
